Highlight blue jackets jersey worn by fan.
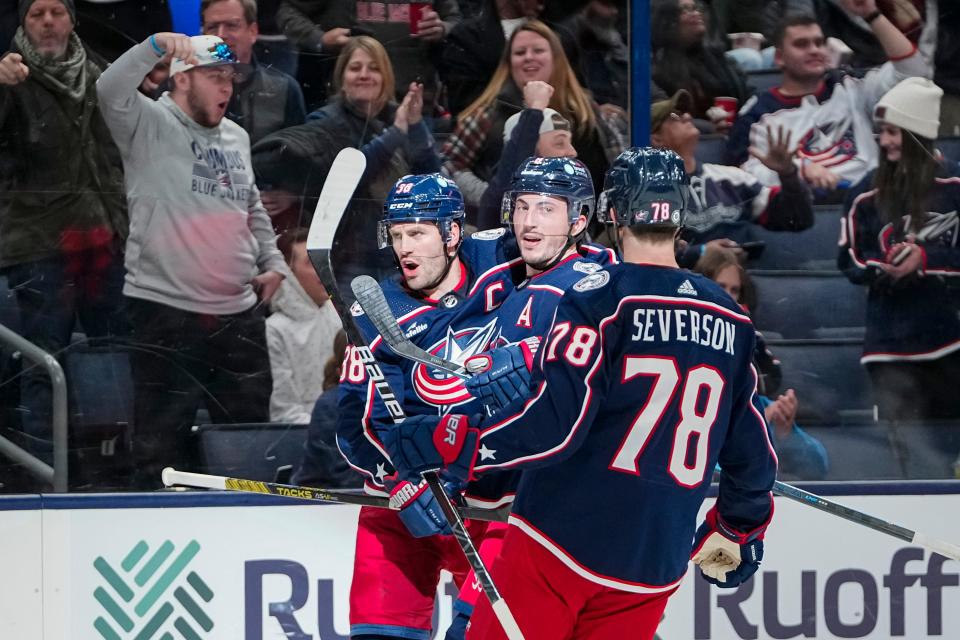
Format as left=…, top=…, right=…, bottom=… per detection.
left=336, top=230, right=521, bottom=503
left=474, top=264, right=777, bottom=589
left=726, top=45, right=928, bottom=186
left=677, top=162, right=812, bottom=266
left=838, top=173, right=960, bottom=363
left=494, top=244, right=619, bottom=345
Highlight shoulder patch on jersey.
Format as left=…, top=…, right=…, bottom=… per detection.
left=350, top=301, right=365, bottom=316
left=677, top=279, right=698, bottom=296
left=572, top=261, right=602, bottom=274
left=573, top=271, right=610, bottom=292
left=471, top=228, right=507, bottom=240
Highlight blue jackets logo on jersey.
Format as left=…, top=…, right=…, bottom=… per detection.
left=412, top=318, right=501, bottom=410
left=798, top=119, right=857, bottom=164
left=573, top=271, right=610, bottom=292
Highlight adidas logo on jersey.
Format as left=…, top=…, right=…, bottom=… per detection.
left=405, top=322, right=428, bottom=338
left=677, top=279, right=698, bottom=296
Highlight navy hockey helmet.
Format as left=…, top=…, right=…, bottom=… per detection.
left=501, top=156, right=596, bottom=226
left=597, top=147, right=689, bottom=228
left=378, top=173, right=466, bottom=249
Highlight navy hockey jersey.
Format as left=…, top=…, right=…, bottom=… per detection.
left=473, top=264, right=777, bottom=590
left=838, top=173, right=960, bottom=363
left=337, top=229, right=520, bottom=503
left=493, top=244, right=619, bottom=345
left=677, top=162, right=812, bottom=266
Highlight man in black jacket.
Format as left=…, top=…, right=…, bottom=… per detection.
left=0, top=0, right=128, bottom=466
left=202, top=0, right=306, bottom=145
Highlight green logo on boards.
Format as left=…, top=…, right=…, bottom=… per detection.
left=92, top=539, right=214, bottom=639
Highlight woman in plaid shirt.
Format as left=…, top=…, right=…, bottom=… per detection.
left=441, top=20, right=623, bottom=222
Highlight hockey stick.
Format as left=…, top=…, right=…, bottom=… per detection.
left=340, top=291, right=960, bottom=561
left=305, top=149, right=525, bottom=640
left=161, top=468, right=510, bottom=522
left=351, top=275, right=472, bottom=379
left=772, top=481, right=960, bottom=561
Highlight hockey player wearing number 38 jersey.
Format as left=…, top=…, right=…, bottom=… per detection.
left=384, top=148, right=778, bottom=640
left=336, top=173, right=520, bottom=640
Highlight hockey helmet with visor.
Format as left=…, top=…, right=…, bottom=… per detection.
left=597, top=147, right=689, bottom=229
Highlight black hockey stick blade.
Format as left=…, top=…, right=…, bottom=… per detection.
left=161, top=468, right=509, bottom=522
left=351, top=275, right=470, bottom=379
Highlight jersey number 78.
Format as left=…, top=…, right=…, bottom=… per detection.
left=546, top=322, right=725, bottom=487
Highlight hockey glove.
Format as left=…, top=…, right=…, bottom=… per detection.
left=383, top=414, right=480, bottom=483
left=691, top=506, right=765, bottom=588
left=464, top=337, right=540, bottom=411
left=444, top=608, right=471, bottom=640
left=387, top=475, right=453, bottom=538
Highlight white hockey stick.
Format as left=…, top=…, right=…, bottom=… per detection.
left=345, top=277, right=960, bottom=561
left=351, top=275, right=477, bottom=379
left=305, top=150, right=525, bottom=640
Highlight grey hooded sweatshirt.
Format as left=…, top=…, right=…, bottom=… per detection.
left=96, top=39, right=285, bottom=315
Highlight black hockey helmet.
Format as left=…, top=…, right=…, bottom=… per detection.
left=597, top=147, right=689, bottom=228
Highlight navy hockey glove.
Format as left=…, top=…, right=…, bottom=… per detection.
left=464, top=337, right=540, bottom=411
left=383, top=414, right=479, bottom=483
left=691, top=506, right=765, bottom=588
left=387, top=475, right=453, bottom=538
left=444, top=609, right=471, bottom=640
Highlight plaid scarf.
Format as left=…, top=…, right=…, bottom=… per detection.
left=14, top=26, right=87, bottom=103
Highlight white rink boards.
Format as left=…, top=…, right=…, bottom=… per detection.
left=1, top=487, right=958, bottom=639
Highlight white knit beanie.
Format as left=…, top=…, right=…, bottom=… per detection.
left=874, top=77, right=943, bottom=140
left=503, top=108, right=571, bottom=143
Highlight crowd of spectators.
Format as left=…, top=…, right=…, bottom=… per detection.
left=0, top=0, right=957, bottom=491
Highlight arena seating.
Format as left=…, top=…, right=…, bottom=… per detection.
left=0, top=276, right=19, bottom=334
left=745, top=69, right=783, bottom=94
left=749, top=204, right=844, bottom=270
left=195, top=422, right=307, bottom=482
left=938, top=136, right=960, bottom=161
left=63, top=341, right=135, bottom=489
left=750, top=270, right=867, bottom=338
left=764, top=338, right=873, bottom=426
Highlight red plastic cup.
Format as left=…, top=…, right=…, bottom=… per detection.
left=714, top=96, right=737, bottom=125
left=409, top=3, right=430, bottom=35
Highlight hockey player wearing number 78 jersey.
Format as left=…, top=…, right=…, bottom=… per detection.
left=383, top=148, right=778, bottom=640
left=446, top=156, right=617, bottom=636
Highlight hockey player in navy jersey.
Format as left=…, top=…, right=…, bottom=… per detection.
left=336, top=173, right=520, bottom=640
left=383, top=148, right=778, bottom=640
left=444, top=156, right=617, bottom=633
left=463, top=156, right=617, bottom=410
